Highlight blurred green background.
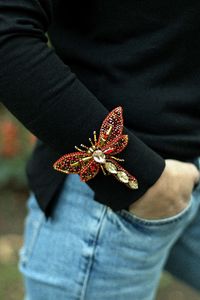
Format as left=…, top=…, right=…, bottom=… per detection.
left=0, top=103, right=200, bottom=300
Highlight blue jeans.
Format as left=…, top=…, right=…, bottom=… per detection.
left=19, top=158, right=200, bottom=300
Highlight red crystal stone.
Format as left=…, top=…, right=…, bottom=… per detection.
left=104, top=148, right=114, bottom=154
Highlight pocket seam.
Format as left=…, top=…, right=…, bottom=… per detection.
left=20, top=213, right=44, bottom=265
left=118, top=195, right=194, bottom=227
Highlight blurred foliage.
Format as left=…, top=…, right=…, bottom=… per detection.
left=0, top=262, right=23, bottom=300
left=0, top=104, right=36, bottom=188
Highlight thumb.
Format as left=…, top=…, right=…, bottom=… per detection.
left=193, top=167, right=200, bottom=185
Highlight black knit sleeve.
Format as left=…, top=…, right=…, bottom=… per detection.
left=0, top=0, right=165, bottom=212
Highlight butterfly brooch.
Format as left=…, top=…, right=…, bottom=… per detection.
left=53, top=106, right=138, bottom=189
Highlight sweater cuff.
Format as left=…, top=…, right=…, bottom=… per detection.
left=52, top=106, right=166, bottom=211
left=87, top=128, right=166, bottom=211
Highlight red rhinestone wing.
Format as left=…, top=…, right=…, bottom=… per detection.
left=106, top=158, right=138, bottom=186
left=102, top=134, right=128, bottom=155
left=97, top=106, right=124, bottom=148
left=53, top=152, right=92, bottom=174
left=80, top=160, right=100, bottom=182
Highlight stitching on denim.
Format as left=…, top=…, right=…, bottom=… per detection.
left=23, top=214, right=45, bottom=265
left=79, top=206, right=107, bottom=300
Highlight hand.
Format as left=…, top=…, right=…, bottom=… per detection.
left=128, top=159, right=200, bottom=220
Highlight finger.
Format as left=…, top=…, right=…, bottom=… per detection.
left=187, top=163, right=200, bottom=184
left=193, top=168, right=200, bottom=185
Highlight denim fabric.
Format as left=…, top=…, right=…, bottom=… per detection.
left=19, top=158, right=200, bottom=300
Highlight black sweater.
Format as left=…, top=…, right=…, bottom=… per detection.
left=0, top=0, right=199, bottom=216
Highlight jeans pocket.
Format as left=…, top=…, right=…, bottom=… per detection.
left=19, top=193, right=44, bottom=266
left=117, top=193, right=195, bottom=228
